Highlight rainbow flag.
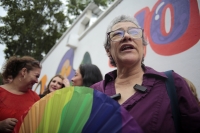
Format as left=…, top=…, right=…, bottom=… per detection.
left=14, top=86, right=143, bottom=133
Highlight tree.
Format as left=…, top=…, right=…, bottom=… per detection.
left=0, top=0, right=67, bottom=61
left=66, top=0, right=115, bottom=24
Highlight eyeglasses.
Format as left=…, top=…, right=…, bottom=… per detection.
left=107, top=27, right=143, bottom=42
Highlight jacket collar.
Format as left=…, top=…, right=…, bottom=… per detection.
left=104, top=66, right=168, bottom=84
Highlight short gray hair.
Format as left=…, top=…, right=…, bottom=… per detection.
left=104, top=15, right=147, bottom=67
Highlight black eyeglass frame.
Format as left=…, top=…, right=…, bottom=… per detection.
left=107, top=27, right=144, bottom=42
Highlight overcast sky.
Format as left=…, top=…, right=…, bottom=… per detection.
left=0, top=6, right=7, bottom=71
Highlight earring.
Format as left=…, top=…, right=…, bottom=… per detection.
left=24, top=75, right=26, bottom=79
left=19, top=78, right=21, bottom=82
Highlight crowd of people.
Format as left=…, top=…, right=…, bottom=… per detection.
left=0, top=14, right=200, bottom=133
left=39, top=64, right=103, bottom=98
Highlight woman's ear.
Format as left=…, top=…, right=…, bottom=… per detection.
left=21, top=68, right=27, bottom=77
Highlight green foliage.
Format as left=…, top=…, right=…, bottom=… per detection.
left=0, top=0, right=114, bottom=61
left=66, top=0, right=115, bottom=24
left=0, top=0, right=67, bottom=61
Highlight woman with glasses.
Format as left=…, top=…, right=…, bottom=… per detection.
left=0, top=56, right=41, bottom=133
left=91, top=15, right=200, bottom=133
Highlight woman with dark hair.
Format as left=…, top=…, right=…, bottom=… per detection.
left=71, top=64, right=103, bottom=87
left=0, top=56, right=41, bottom=133
left=39, top=74, right=70, bottom=98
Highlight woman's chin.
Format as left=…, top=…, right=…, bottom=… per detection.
left=50, top=89, right=56, bottom=93
left=119, top=58, right=139, bottom=66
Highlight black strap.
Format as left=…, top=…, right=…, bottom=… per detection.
left=164, top=70, right=181, bottom=133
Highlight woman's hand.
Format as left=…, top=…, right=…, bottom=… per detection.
left=0, top=118, right=18, bottom=132
left=63, top=78, right=70, bottom=87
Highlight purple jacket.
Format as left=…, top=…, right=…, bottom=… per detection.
left=91, top=66, right=200, bottom=133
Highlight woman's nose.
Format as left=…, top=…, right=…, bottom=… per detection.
left=122, top=32, right=132, bottom=41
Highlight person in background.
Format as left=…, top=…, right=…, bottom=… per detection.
left=2, top=75, right=13, bottom=84
left=0, top=56, right=41, bottom=133
left=71, top=64, right=103, bottom=87
left=183, top=77, right=200, bottom=106
left=39, top=74, right=70, bottom=98
left=90, top=15, right=200, bottom=133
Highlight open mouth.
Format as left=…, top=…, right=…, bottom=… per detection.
left=52, top=87, right=57, bottom=90
left=120, top=44, right=135, bottom=51
left=50, top=86, right=57, bottom=90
